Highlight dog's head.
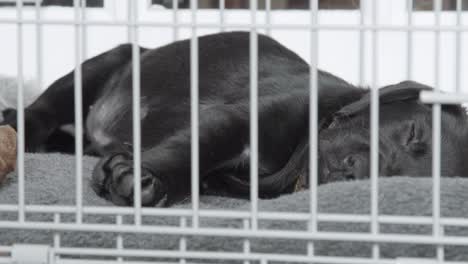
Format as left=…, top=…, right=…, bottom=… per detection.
left=318, top=81, right=468, bottom=183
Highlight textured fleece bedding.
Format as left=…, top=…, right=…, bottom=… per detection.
left=0, top=154, right=467, bottom=263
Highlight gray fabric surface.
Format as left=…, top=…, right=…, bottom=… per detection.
left=0, top=153, right=468, bottom=263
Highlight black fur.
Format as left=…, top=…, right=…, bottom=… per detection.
left=4, top=31, right=465, bottom=207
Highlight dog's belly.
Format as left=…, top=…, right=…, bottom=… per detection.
left=86, top=84, right=196, bottom=156
left=85, top=90, right=132, bottom=154
left=85, top=79, right=173, bottom=153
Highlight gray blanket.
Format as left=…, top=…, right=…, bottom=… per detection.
left=0, top=154, right=468, bottom=262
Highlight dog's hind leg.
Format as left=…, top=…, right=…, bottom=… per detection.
left=2, top=44, right=145, bottom=152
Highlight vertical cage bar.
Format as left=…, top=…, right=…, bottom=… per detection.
left=116, top=215, right=123, bottom=262
left=53, top=214, right=60, bottom=247
left=359, top=0, right=366, bottom=85
left=35, top=0, right=42, bottom=91
left=407, top=0, right=413, bottom=80
left=81, top=0, right=87, bottom=60
left=53, top=213, right=61, bottom=262
left=16, top=0, right=25, bottom=224
left=455, top=0, right=462, bottom=92
left=433, top=0, right=443, bottom=260
left=265, top=0, right=271, bottom=36
left=173, top=0, right=179, bottom=40
left=249, top=0, right=259, bottom=231
left=243, top=219, right=251, bottom=264
left=179, top=217, right=187, bottom=264
left=370, top=0, right=380, bottom=259
left=73, top=0, right=84, bottom=225
left=219, top=0, right=225, bottom=32
left=126, top=0, right=131, bottom=42
left=190, top=0, right=200, bottom=228
left=129, top=0, right=142, bottom=225
left=307, top=0, right=319, bottom=258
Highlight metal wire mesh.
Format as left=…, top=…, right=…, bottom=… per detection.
left=0, top=0, right=467, bottom=263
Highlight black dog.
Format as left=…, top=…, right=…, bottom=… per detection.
left=3, top=31, right=465, bottom=206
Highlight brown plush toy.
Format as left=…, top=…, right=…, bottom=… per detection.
left=0, top=125, right=16, bottom=185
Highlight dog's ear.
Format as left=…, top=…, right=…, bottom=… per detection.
left=334, top=81, right=431, bottom=119
left=333, top=81, right=466, bottom=119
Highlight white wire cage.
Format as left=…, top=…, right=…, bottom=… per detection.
left=0, top=0, right=467, bottom=263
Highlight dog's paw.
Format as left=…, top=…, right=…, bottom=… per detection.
left=92, top=153, right=168, bottom=207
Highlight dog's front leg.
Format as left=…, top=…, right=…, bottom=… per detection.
left=91, top=106, right=250, bottom=206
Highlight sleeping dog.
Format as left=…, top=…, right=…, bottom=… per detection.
left=2, top=31, right=466, bottom=206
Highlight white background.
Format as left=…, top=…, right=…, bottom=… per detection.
left=0, top=0, right=466, bottom=93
